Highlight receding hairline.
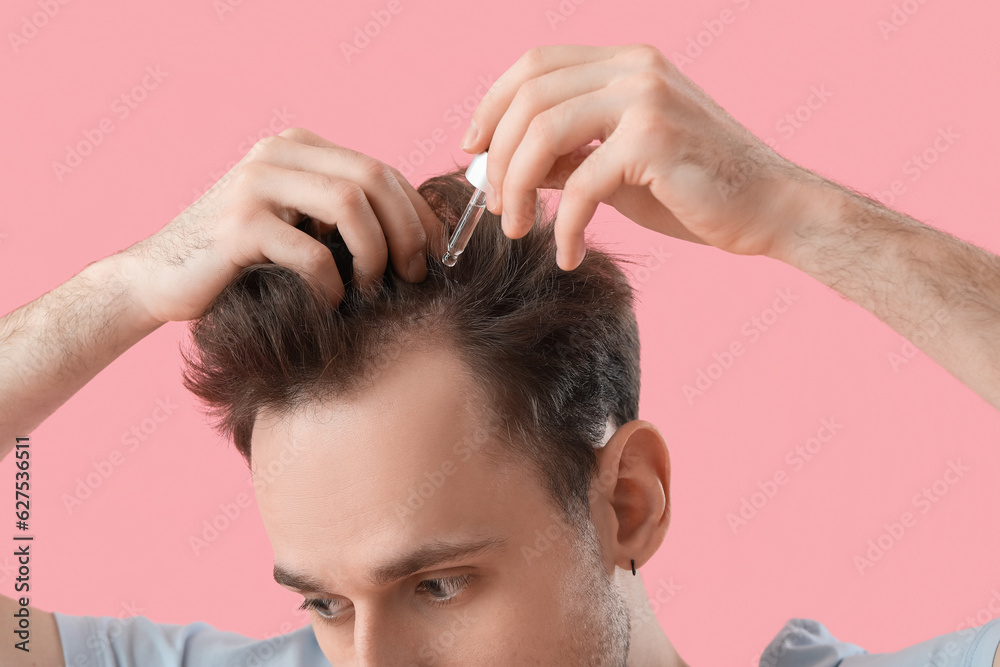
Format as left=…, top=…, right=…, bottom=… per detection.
left=246, top=339, right=529, bottom=473
left=248, top=331, right=481, bottom=419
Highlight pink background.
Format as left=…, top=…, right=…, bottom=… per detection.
left=2, top=0, right=999, bottom=664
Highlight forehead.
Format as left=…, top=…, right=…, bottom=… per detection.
left=250, top=345, right=541, bottom=573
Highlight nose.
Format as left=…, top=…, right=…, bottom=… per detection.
left=351, top=606, right=416, bottom=666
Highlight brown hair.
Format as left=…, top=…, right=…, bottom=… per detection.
left=181, top=170, right=641, bottom=523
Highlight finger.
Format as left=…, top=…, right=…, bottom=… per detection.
left=273, top=129, right=442, bottom=278
left=486, top=60, right=619, bottom=214
left=503, top=87, right=627, bottom=239
left=276, top=126, right=339, bottom=147
left=264, top=129, right=428, bottom=282
left=276, top=128, right=442, bottom=242
left=252, top=162, right=389, bottom=289
left=553, top=130, right=640, bottom=271
left=246, top=210, right=346, bottom=306
left=384, top=164, right=446, bottom=272
left=462, top=45, right=623, bottom=154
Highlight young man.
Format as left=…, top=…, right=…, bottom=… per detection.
left=1, top=44, right=998, bottom=666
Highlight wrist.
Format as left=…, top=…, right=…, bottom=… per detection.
left=82, top=252, right=166, bottom=337
left=768, top=172, right=941, bottom=295
left=765, top=172, right=855, bottom=268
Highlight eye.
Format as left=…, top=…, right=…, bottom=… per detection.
left=416, top=574, right=473, bottom=606
left=299, top=597, right=348, bottom=623
left=299, top=574, right=474, bottom=624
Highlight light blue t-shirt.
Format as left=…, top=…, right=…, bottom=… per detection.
left=53, top=612, right=330, bottom=666
left=54, top=611, right=1000, bottom=666
left=759, top=618, right=1000, bottom=667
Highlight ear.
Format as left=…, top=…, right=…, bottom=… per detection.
left=588, top=420, right=671, bottom=574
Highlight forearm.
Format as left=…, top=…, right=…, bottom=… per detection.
left=777, top=175, right=1000, bottom=410
left=0, top=253, right=162, bottom=459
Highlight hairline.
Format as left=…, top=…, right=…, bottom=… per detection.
left=247, top=335, right=604, bottom=535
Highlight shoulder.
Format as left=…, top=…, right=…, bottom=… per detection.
left=758, top=618, right=866, bottom=667
left=0, top=597, right=63, bottom=666
left=760, top=618, right=1000, bottom=667
left=54, top=611, right=331, bottom=666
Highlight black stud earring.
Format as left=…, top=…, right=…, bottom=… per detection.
left=631, top=559, right=636, bottom=575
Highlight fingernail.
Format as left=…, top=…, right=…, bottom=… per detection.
left=485, top=181, right=497, bottom=211
left=460, top=122, right=479, bottom=151
left=556, top=242, right=581, bottom=270
left=408, top=254, right=426, bottom=281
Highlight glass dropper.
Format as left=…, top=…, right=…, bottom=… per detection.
left=442, top=151, right=490, bottom=267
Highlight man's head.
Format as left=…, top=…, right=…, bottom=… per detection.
left=182, top=172, right=672, bottom=665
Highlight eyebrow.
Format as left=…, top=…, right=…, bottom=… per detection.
left=273, top=536, right=508, bottom=595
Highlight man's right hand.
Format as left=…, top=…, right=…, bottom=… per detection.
left=120, top=127, right=442, bottom=325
